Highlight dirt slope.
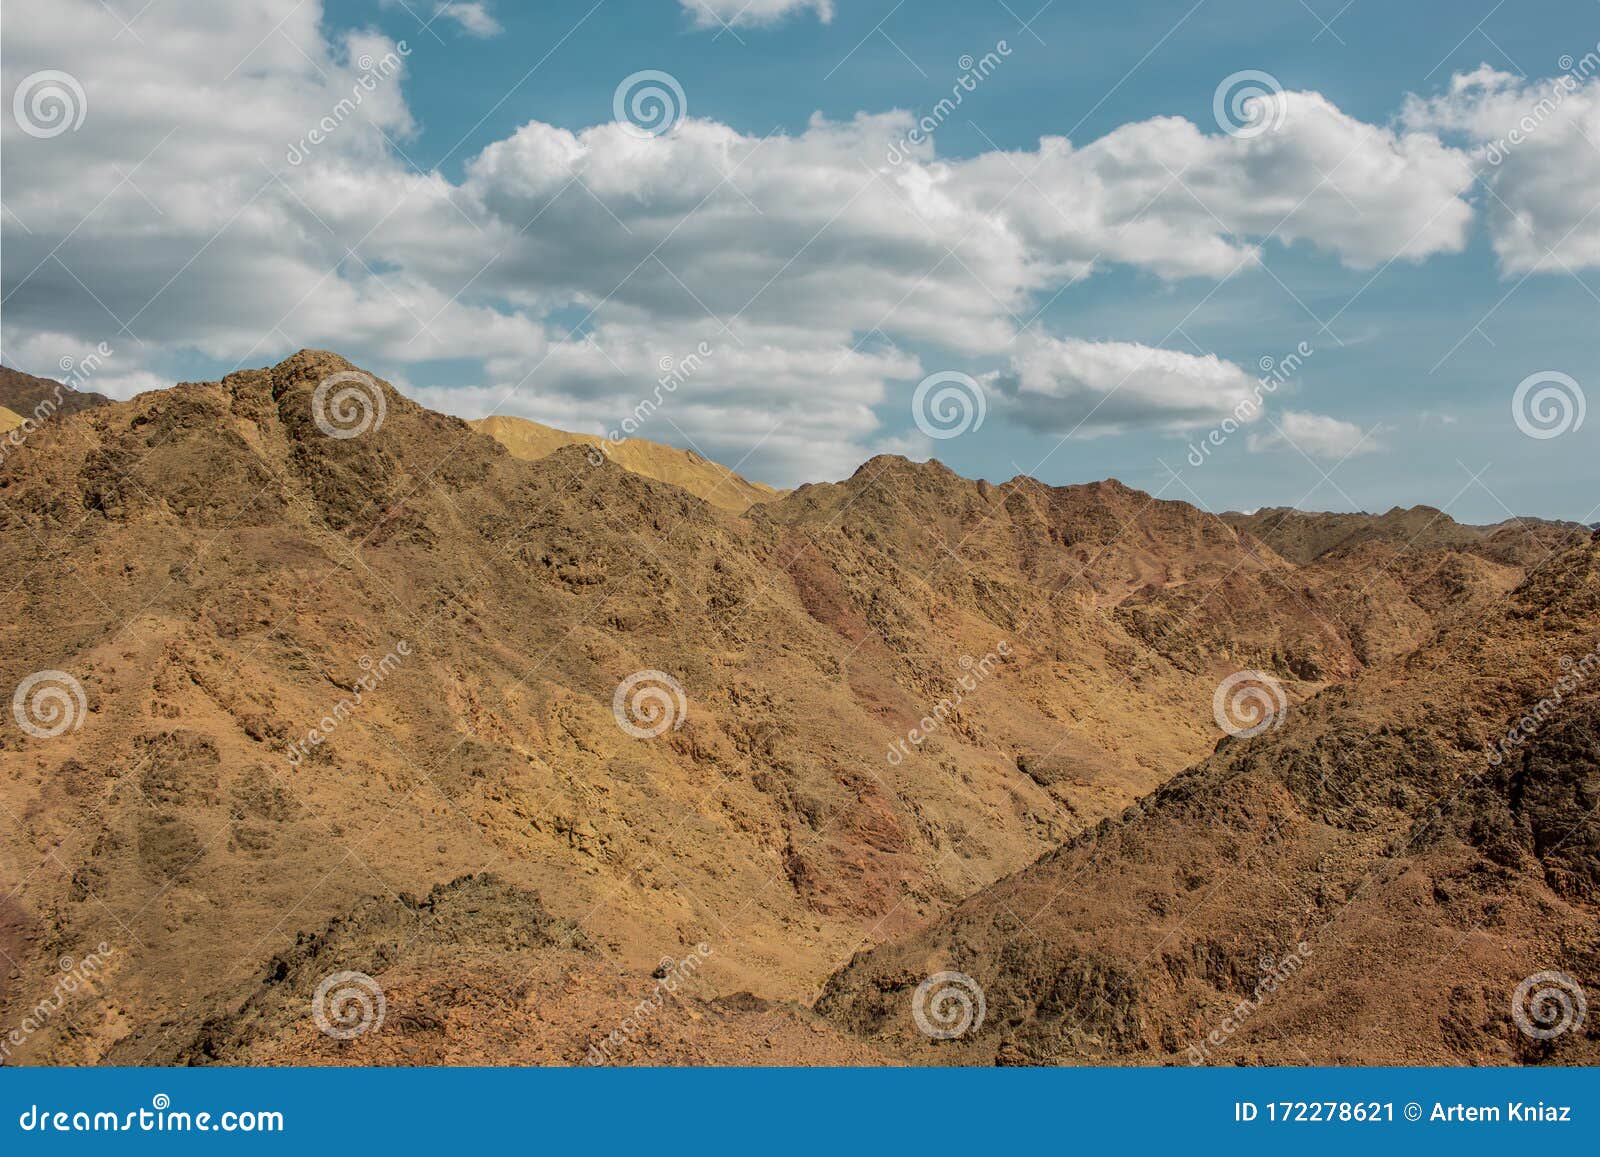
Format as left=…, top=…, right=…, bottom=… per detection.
left=473, top=414, right=785, bottom=514
left=169, top=874, right=885, bottom=1066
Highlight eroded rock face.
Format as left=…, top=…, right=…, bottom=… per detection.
left=817, top=542, right=1600, bottom=1067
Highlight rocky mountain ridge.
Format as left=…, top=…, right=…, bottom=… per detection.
left=0, top=351, right=1587, bottom=1067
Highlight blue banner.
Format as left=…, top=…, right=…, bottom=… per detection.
left=2, top=1067, right=1597, bottom=1153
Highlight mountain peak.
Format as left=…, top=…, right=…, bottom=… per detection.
left=472, top=413, right=785, bottom=514
left=849, top=453, right=962, bottom=481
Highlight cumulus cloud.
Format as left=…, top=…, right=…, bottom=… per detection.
left=439, top=2, right=503, bottom=37
left=681, top=0, right=834, bottom=28
left=992, top=336, right=1266, bottom=435
left=956, top=90, right=1475, bottom=276
left=4, top=331, right=168, bottom=401
left=380, top=1, right=502, bottom=38
left=1247, top=411, right=1382, bottom=459
left=867, top=430, right=938, bottom=462
left=1, top=1, right=1481, bottom=485
left=1401, top=63, right=1600, bottom=272
left=411, top=322, right=919, bottom=481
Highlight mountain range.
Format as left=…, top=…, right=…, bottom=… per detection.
left=0, top=352, right=1592, bottom=1066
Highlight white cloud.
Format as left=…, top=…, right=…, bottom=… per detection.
left=1402, top=65, right=1600, bottom=272
left=3, top=331, right=167, bottom=401
left=1, top=1, right=1480, bottom=486
left=440, top=2, right=503, bottom=37
left=994, top=336, right=1267, bottom=435
left=681, top=0, right=834, bottom=29
left=380, top=1, right=503, bottom=38
left=1247, top=411, right=1383, bottom=459
left=448, top=99, right=1474, bottom=348
left=956, top=90, right=1475, bottom=277
left=867, top=430, right=938, bottom=462
left=411, top=322, right=920, bottom=483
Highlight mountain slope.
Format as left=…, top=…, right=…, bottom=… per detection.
left=817, top=534, right=1600, bottom=1065
left=0, top=364, right=110, bottom=422
left=173, top=874, right=886, bottom=1066
left=473, top=414, right=785, bottom=514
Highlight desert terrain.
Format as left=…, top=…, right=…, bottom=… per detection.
left=0, top=352, right=1593, bottom=1066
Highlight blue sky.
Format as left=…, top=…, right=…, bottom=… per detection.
left=5, top=0, right=1599, bottom=521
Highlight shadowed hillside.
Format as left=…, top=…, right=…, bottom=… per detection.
left=0, top=364, right=110, bottom=423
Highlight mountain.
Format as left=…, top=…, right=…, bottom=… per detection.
left=1223, top=505, right=1586, bottom=568
left=0, top=364, right=110, bottom=423
left=0, top=351, right=1241, bottom=1063
left=817, top=532, right=1600, bottom=1065
left=0, top=350, right=1585, bottom=1067
left=473, top=414, right=785, bottom=514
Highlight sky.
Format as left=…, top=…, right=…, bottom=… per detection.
left=2, top=0, right=1598, bottom=522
